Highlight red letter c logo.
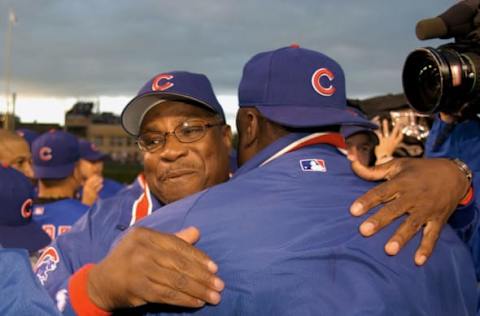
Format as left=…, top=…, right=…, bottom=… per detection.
left=311, top=68, right=336, bottom=97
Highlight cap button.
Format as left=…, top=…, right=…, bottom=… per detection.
left=290, top=43, right=300, bottom=48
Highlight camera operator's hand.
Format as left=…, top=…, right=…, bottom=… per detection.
left=349, top=158, right=471, bottom=266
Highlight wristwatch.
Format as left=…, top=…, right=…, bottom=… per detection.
left=451, top=158, right=473, bottom=184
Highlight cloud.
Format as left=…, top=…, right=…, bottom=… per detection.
left=0, top=0, right=454, bottom=100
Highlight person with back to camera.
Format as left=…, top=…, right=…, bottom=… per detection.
left=108, top=45, right=476, bottom=315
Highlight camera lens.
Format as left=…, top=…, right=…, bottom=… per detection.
left=403, top=48, right=448, bottom=113
left=403, top=46, right=480, bottom=114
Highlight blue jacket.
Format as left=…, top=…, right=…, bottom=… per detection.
left=425, top=116, right=480, bottom=278
left=0, top=248, right=61, bottom=315
left=35, top=174, right=163, bottom=313
left=32, top=198, right=89, bottom=240
left=125, top=132, right=477, bottom=315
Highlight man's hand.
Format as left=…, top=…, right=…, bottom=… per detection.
left=82, top=175, right=103, bottom=206
left=87, top=226, right=224, bottom=311
left=350, top=158, right=470, bottom=266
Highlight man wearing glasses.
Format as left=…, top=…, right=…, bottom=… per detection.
left=36, top=72, right=231, bottom=313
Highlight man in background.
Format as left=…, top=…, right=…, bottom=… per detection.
left=77, top=139, right=124, bottom=206
left=0, top=165, right=50, bottom=263
left=17, top=128, right=40, bottom=149
left=0, top=129, right=34, bottom=179
left=32, top=130, right=89, bottom=240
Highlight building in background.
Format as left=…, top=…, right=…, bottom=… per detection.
left=1, top=113, right=61, bottom=132
left=64, top=102, right=140, bottom=163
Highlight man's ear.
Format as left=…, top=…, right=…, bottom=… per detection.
left=221, top=124, right=233, bottom=152
left=238, top=108, right=261, bottom=148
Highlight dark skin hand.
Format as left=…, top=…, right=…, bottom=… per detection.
left=88, top=226, right=224, bottom=311
left=350, top=158, right=470, bottom=266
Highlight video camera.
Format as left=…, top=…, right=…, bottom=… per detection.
left=402, top=0, right=480, bottom=116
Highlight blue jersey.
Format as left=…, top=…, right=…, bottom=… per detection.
left=124, top=132, right=476, bottom=315
left=425, top=116, right=480, bottom=278
left=0, top=248, right=61, bottom=315
left=33, top=198, right=89, bottom=240
left=35, top=174, right=163, bottom=313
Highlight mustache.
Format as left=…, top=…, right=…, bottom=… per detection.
left=156, top=165, right=199, bottom=181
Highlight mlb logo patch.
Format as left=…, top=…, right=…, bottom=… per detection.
left=300, top=159, right=327, bottom=172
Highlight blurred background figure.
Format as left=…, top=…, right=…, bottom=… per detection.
left=76, top=139, right=125, bottom=206
left=77, top=139, right=125, bottom=206
left=0, top=165, right=50, bottom=265
left=0, top=129, right=34, bottom=178
left=16, top=128, right=40, bottom=149
left=342, top=125, right=379, bottom=167
left=31, top=130, right=88, bottom=240
left=348, top=94, right=433, bottom=160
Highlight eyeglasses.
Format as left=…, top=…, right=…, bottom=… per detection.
left=137, top=119, right=224, bottom=153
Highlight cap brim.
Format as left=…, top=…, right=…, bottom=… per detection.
left=33, top=162, right=76, bottom=179
left=256, top=105, right=378, bottom=129
left=121, top=93, right=220, bottom=136
left=0, top=222, right=51, bottom=252
left=81, top=152, right=107, bottom=161
left=341, top=125, right=380, bottom=144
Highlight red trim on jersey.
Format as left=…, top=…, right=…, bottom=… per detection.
left=137, top=173, right=146, bottom=189
left=459, top=186, right=474, bottom=206
left=286, top=133, right=346, bottom=153
left=68, top=264, right=111, bottom=316
left=129, top=174, right=152, bottom=226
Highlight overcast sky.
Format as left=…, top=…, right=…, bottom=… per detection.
left=0, top=0, right=453, bottom=124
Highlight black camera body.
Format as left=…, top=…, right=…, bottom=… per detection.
left=402, top=0, right=480, bottom=116
left=403, top=41, right=480, bottom=114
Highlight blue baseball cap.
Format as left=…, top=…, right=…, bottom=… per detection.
left=238, top=45, right=377, bottom=129
left=32, top=130, right=80, bottom=179
left=121, top=71, right=226, bottom=136
left=16, top=128, right=40, bottom=149
left=0, top=165, right=50, bottom=252
left=341, top=107, right=379, bottom=143
left=79, top=139, right=107, bottom=161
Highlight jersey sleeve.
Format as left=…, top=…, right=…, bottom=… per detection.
left=0, top=249, right=62, bottom=316
left=34, top=201, right=112, bottom=313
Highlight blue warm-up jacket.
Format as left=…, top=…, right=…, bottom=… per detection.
left=123, top=132, right=476, bottom=315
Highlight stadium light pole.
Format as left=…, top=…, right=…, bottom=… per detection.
left=3, top=8, right=16, bottom=130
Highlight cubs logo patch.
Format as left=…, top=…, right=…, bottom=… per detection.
left=20, top=198, right=33, bottom=219
left=311, top=68, right=336, bottom=96
left=35, top=247, right=60, bottom=285
left=300, top=159, right=327, bottom=172
left=152, top=74, right=174, bottom=91
left=39, top=146, right=53, bottom=161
